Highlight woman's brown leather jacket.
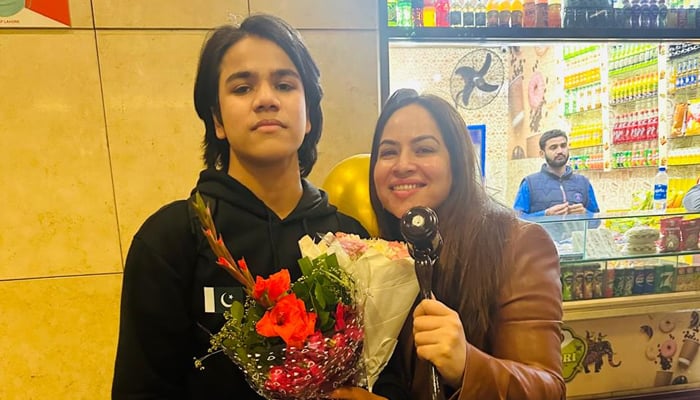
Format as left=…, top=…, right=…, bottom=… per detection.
left=391, top=221, right=566, bottom=400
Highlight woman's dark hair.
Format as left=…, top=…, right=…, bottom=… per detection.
left=368, top=89, right=517, bottom=349
left=193, top=14, right=323, bottom=177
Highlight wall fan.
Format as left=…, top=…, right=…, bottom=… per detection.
left=450, top=48, right=505, bottom=110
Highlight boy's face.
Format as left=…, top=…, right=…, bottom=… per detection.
left=214, top=36, right=310, bottom=173
left=541, top=136, right=569, bottom=168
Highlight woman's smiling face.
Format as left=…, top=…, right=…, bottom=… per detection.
left=373, top=103, right=452, bottom=219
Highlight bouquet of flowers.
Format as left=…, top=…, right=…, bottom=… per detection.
left=191, top=193, right=363, bottom=399
left=298, top=232, right=418, bottom=390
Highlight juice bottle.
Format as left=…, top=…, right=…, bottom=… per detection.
left=548, top=0, right=562, bottom=26
left=412, top=0, right=424, bottom=27
left=536, top=0, right=549, bottom=26
left=464, top=0, right=477, bottom=26
left=499, top=0, right=513, bottom=25
left=523, top=0, right=537, bottom=25
left=475, top=0, right=488, bottom=25
left=487, top=0, right=500, bottom=25
left=435, top=0, right=451, bottom=25
left=423, top=0, right=437, bottom=26
left=450, top=0, right=465, bottom=26
left=511, top=0, right=525, bottom=25
left=397, top=0, right=413, bottom=26
left=388, top=0, right=398, bottom=26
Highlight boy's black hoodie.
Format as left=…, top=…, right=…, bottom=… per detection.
left=113, top=170, right=367, bottom=399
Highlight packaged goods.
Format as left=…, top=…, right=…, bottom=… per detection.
left=671, top=102, right=687, bottom=137
left=659, top=216, right=683, bottom=253
left=686, top=99, right=700, bottom=136
left=680, top=218, right=700, bottom=250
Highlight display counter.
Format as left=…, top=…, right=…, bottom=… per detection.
left=533, top=211, right=700, bottom=399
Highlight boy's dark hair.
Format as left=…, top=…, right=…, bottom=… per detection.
left=193, top=14, right=323, bottom=177
left=539, top=129, right=568, bottom=150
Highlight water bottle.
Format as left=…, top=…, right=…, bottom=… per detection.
left=653, top=166, right=669, bottom=211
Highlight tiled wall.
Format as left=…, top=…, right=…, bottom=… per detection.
left=0, top=1, right=379, bottom=398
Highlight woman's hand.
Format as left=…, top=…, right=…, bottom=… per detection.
left=413, top=298, right=467, bottom=388
left=328, top=387, right=386, bottom=399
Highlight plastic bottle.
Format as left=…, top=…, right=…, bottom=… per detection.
left=549, top=0, right=562, bottom=26
left=649, top=0, right=659, bottom=26
left=388, top=0, right=399, bottom=26
left=499, top=0, right=513, bottom=25
left=450, top=0, right=465, bottom=25
left=524, top=0, right=538, bottom=25
left=640, top=0, right=651, bottom=26
left=423, top=0, right=437, bottom=26
left=631, top=0, right=642, bottom=27
left=464, top=0, right=477, bottom=26
left=511, top=0, right=525, bottom=25
left=536, top=0, right=549, bottom=25
left=397, top=0, right=413, bottom=26
left=436, top=0, right=451, bottom=25
left=487, top=0, right=500, bottom=25
left=412, top=0, right=424, bottom=27
left=475, top=0, right=488, bottom=25
left=657, top=0, right=668, bottom=27
left=653, top=166, right=669, bottom=211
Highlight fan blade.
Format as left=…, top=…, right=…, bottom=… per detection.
left=475, top=78, right=500, bottom=92
left=455, top=66, right=477, bottom=80
left=477, top=53, right=492, bottom=76
left=461, top=82, right=476, bottom=107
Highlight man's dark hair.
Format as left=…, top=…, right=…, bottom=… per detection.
left=539, top=129, right=568, bottom=150
left=193, top=14, right=323, bottom=177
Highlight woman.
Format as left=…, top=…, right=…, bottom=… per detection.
left=332, top=89, right=565, bottom=399
left=112, top=15, right=367, bottom=399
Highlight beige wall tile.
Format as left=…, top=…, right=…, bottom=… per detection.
left=0, top=274, right=122, bottom=399
left=69, top=0, right=96, bottom=28
left=250, top=0, right=378, bottom=29
left=301, top=30, right=379, bottom=185
left=0, top=31, right=121, bottom=279
left=92, top=0, right=248, bottom=28
left=97, top=31, right=207, bottom=255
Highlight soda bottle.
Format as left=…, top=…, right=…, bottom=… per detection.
left=653, top=166, right=669, bottom=211
left=423, top=0, right=437, bottom=26
left=487, top=0, right=500, bottom=25
left=464, top=0, right=477, bottom=26
left=436, top=0, right=451, bottom=25
left=475, top=0, right=488, bottom=25
left=397, top=0, right=413, bottom=26
left=388, top=0, right=398, bottom=26
left=499, top=0, right=513, bottom=25
left=657, top=0, right=667, bottom=27
left=511, top=0, right=525, bottom=25
left=524, top=0, right=538, bottom=25
left=412, top=0, right=424, bottom=27
left=536, top=0, right=549, bottom=26
left=549, top=0, right=562, bottom=26
left=649, top=0, right=659, bottom=27
left=640, top=0, right=651, bottom=26
left=450, top=0, right=466, bottom=25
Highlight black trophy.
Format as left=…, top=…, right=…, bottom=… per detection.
left=400, top=206, right=445, bottom=400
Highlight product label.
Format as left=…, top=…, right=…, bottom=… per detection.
left=654, top=183, right=668, bottom=201
left=463, top=11, right=475, bottom=26
left=450, top=10, right=463, bottom=26
left=475, top=11, right=486, bottom=26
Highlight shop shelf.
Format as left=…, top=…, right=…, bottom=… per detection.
left=383, top=27, right=700, bottom=42
left=563, top=290, right=700, bottom=321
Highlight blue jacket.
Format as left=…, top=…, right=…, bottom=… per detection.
left=513, top=164, right=600, bottom=218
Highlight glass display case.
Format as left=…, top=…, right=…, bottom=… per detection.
left=532, top=211, right=700, bottom=320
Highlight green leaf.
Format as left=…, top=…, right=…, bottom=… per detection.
left=229, top=301, right=244, bottom=322
left=314, top=283, right=326, bottom=309
left=298, top=256, right=313, bottom=276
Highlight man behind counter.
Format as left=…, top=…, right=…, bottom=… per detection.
left=513, top=129, right=600, bottom=218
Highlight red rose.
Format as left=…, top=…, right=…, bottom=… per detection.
left=256, top=293, right=317, bottom=347
left=252, top=269, right=291, bottom=303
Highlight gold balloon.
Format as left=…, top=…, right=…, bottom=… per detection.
left=322, top=154, right=379, bottom=237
